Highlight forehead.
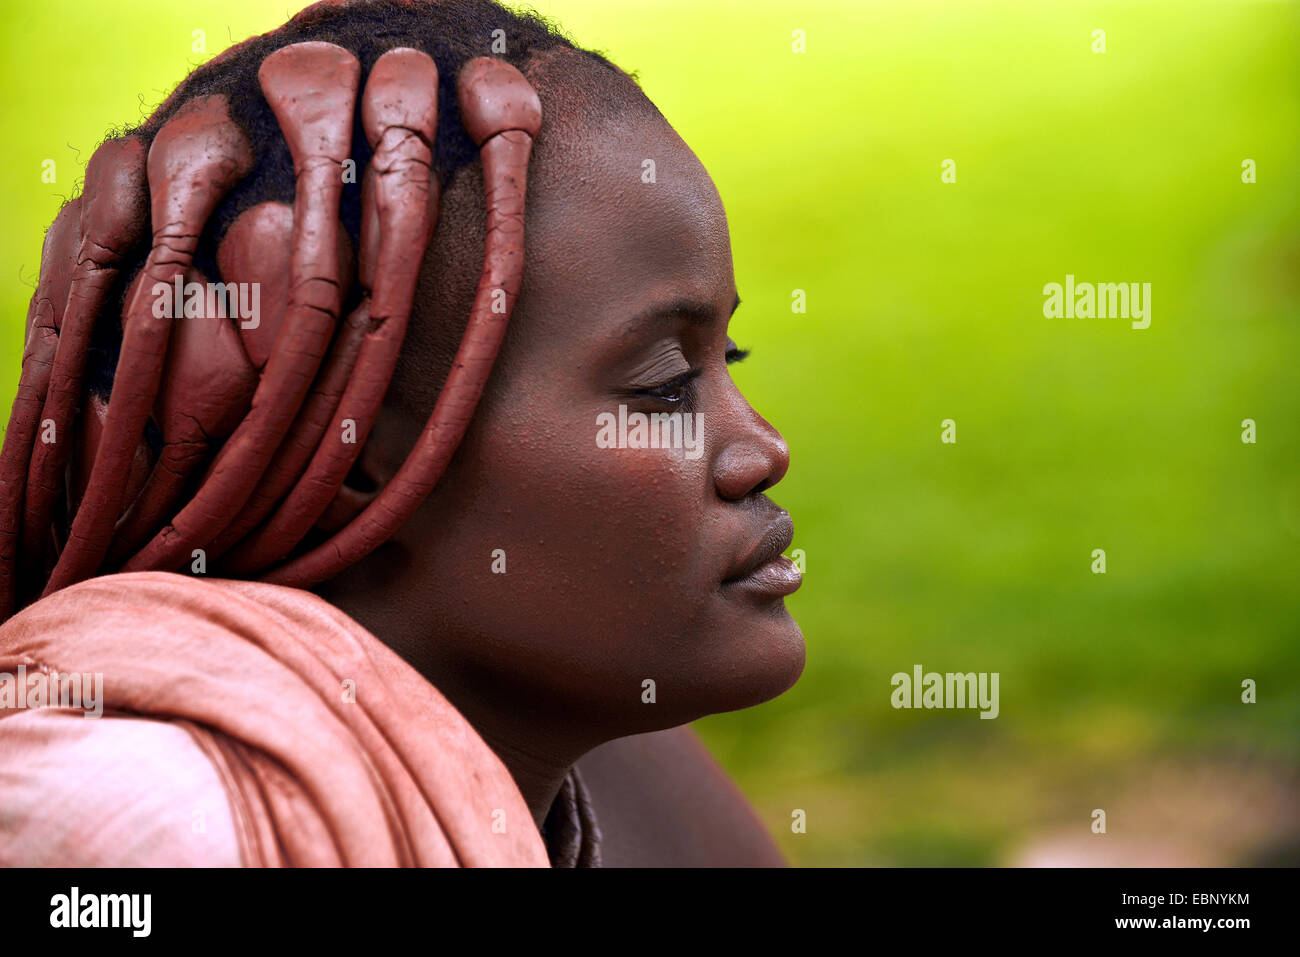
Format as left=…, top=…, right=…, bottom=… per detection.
left=517, top=106, right=735, bottom=345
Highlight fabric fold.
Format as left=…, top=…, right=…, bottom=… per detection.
left=0, top=571, right=548, bottom=867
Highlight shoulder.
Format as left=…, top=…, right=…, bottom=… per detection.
left=0, top=572, right=546, bottom=866
left=0, top=707, right=243, bottom=866
left=575, top=724, right=787, bottom=867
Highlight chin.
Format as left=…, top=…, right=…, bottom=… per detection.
left=754, top=614, right=807, bottom=702
left=707, top=611, right=806, bottom=716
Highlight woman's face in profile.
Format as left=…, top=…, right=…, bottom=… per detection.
left=367, top=99, right=804, bottom=736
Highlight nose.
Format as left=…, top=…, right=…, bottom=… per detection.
left=713, top=405, right=790, bottom=501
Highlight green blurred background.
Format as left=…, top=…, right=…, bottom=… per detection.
left=2, top=0, right=1297, bottom=865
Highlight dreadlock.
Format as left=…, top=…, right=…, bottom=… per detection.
left=0, top=0, right=653, bottom=618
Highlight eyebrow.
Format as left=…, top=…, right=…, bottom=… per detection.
left=623, top=293, right=742, bottom=333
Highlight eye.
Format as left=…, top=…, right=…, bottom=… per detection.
left=628, top=344, right=748, bottom=411
left=635, top=367, right=703, bottom=407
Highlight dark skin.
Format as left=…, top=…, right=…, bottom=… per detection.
left=576, top=724, right=789, bottom=866
left=315, top=59, right=802, bottom=863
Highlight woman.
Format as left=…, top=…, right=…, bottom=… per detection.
left=0, top=0, right=803, bottom=866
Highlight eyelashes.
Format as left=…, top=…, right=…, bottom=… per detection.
left=636, top=367, right=703, bottom=407
left=631, top=345, right=750, bottom=411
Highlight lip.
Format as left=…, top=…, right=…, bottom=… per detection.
left=721, top=512, right=801, bottom=598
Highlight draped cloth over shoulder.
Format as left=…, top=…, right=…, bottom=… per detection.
left=0, top=571, right=549, bottom=867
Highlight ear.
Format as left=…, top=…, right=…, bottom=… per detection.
left=315, top=402, right=421, bottom=533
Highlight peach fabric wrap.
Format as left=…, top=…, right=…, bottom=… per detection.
left=0, top=571, right=547, bottom=867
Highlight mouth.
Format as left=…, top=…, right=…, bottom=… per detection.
left=721, top=511, right=801, bottom=599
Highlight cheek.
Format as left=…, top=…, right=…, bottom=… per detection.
left=404, top=369, right=803, bottom=728
left=414, top=398, right=720, bottom=686
left=494, top=407, right=715, bottom=629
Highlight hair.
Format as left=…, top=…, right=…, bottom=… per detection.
left=91, top=0, right=654, bottom=403
left=0, top=0, right=663, bottom=617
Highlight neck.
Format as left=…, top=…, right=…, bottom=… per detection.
left=312, top=574, right=603, bottom=829
left=440, top=693, right=581, bottom=828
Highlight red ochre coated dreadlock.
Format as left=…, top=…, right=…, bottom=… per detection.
left=220, top=45, right=443, bottom=575
left=21, top=139, right=149, bottom=591
left=0, top=36, right=542, bottom=619
left=116, top=41, right=362, bottom=581
left=0, top=201, right=77, bottom=611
